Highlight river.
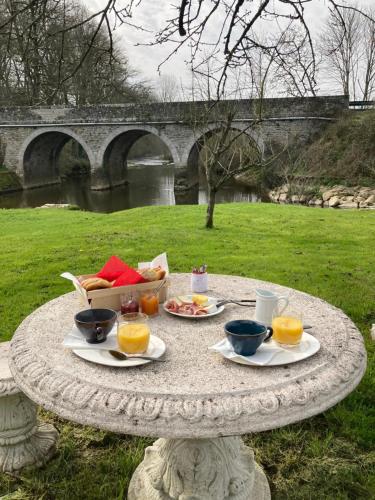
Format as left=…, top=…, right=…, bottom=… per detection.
left=0, top=158, right=263, bottom=213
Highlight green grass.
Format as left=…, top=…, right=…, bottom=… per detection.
left=0, top=203, right=374, bottom=499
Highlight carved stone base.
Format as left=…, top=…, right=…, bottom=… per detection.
left=0, top=342, right=59, bottom=473
left=128, top=437, right=271, bottom=500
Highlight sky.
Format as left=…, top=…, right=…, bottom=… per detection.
left=83, top=0, right=374, bottom=97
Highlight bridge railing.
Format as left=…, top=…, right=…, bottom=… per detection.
left=349, top=100, right=375, bottom=110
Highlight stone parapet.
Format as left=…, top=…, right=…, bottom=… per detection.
left=0, top=96, right=348, bottom=125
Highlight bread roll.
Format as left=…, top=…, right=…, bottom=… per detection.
left=80, top=277, right=112, bottom=291
left=138, top=267, right=166, bottom=282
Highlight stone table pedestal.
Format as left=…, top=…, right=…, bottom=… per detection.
left=128, top=437, right=270, bottom=499
left=0, top=342, right=58, bottom=473
left=9, top=275, right=367, bottom=497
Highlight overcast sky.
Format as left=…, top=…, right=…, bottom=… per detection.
left=83, top=0, right=373, bottom=96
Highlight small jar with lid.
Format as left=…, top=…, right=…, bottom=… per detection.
left=120, top=293, right=139, bottom=315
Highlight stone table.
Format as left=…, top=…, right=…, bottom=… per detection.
left=9, top=274, right=366, bottom=499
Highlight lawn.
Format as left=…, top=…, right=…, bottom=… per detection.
left=0, top=203, right=374, bottom=499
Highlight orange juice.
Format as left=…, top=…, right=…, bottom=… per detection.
left=117, top=323, right=150, bottom=353
left=272, top=316, right=303, bottom=345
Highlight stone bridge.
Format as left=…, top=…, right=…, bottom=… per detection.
left=0, top=96, right=348, bottom=191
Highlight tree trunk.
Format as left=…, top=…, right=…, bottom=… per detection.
left=206, top=186, right=216, bottom=228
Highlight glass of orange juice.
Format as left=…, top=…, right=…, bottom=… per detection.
left=140, top=290, right=159, bottom=316
left=117, top=313, right=150, bottom=354
left=272, top=309, right=303, bottom=346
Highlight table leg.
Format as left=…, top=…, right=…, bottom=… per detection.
left=0, top=392, right=58, bottom=473
left=128, top=436, right=270, bottom=500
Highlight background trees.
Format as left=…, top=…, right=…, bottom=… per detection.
left=1, top=1, right=373, bottom=104
left=0, top=0, right=151, bottom=106
left=320, top=6, right=375, bottom=101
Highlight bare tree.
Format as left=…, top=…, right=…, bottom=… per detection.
left=151, top=1, right=373, bottom=98
left=157, top=74, right=180, bottom=102
left=361, top=8, right=375, bottom=101
left=0, top=0, right=151, bottom=105
left=193, top=106, right=263, bottom=228
left=320, top=7, right=361, bottom=98
left=0, top=1, right=373, bottom=101
left=272, top=26, right=319, bottom=97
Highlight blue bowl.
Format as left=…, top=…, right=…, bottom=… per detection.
left=224, top=319, right=273, bottom=356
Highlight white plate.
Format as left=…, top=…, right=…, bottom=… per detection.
left=163, top=295, right=225, bottom=319
left=209, top=332, right=320, bottom=367
left=73, top=335, right=166, bottom=367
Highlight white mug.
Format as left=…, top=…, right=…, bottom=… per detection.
left=254, top=289, right=289, bottom=326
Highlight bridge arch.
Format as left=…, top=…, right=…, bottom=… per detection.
left=183, top=124, right=264, bottom=167
left=183, top=124, right=264, bottom=187
left=98, top=125, right=180, bottom=188
left=20, top=127, right=95, bottom=189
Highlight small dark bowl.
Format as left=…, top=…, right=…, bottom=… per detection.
left=74, top=308, right=117, bottom=344
left=224, top=319, right=273, bottom=356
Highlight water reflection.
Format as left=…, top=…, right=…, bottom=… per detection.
left=0, top=159, right=262, bottom=213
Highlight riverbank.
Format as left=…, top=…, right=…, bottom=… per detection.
left=269, top=184, right=375, bottom=209
left=0, top=204, right=374, bottom=499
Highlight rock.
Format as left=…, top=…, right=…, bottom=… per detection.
left=359, top=187, right=373, bottom=196
left=339, top=201, right=358, bottom=209
left=269, top=190, right=279, bottom=202
left=291, top=195, right=300, bottom=203
left=339, top=186, right=354, bottom=195
left=322, top=185, right=355, bottom=201
left=365, top=194, right=375, bottom=205
left=329, top=196, right=341, bottom=207
left=371, top=325, right=375, bottom=342
left=279, top=193, right=288, bottom=202
left=322, top=189, right=337, bottom=201
left=38, top=203, right=71, bottom=209
left=308, top=198, right=322, bottom=207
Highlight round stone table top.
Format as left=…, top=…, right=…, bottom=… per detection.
left=10, top=274, right=366, bottom=439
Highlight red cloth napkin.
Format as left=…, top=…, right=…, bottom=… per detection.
left=96, top=255, right=147, bottom=287
left=96, top=256, right=129, bottom=282
left=112, top=269, right=148, bottom=287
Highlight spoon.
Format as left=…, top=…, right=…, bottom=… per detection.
left=108, top=350, right=166, bottom=362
